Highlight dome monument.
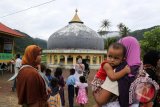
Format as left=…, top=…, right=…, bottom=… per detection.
left=43, top=10, right=107, bottom=69
left=48, top=10, right=104, bottom=50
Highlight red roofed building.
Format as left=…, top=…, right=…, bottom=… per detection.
left=0, top=22, right=24, bottom=62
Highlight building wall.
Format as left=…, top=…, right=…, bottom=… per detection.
left=46, top=53, right=105, bottom=69
left=0, top=35, right=14, bottom=63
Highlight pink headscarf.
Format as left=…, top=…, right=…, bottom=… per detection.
left=118, top=36, right=141, bottom=66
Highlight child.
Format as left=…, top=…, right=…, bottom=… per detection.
left=39, top=64, right=49, bottom=88
left=48, top=77, right=62, bottom=107
left=66, top=68, right=76, bottom=107
left=45, top=68, right=53, bottom=87
left=38, top=63, right=51, bottom=95
left=92, top=43, right=130, bottom=106
left=54, top=67, right=65, bottom=107
left=76, top=76, right=88, bottom=107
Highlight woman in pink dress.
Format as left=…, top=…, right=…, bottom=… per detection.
left=76, top=76, right=88, bottom=107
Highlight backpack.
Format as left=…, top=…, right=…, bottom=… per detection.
left=129, top=63, right=159, bottom=104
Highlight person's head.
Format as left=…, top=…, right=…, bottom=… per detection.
left=143, top=50, right=160, bottom=68
left=45, top=68, right=52, bottom=76
left=50, top=77, right=58, bottom=88
left=77, top=58, right=82, bottom=64
left=79, top=76, right=86, bottom=83
left=70, top=68, right=75, bottom=75
left=82, top=59, right=86, bottom=64
left=107, top=43, right=126, bottom=67
left=54, top=67, right=62, bottom=77
left=16, top=54, right=21, bottom=59
left=22, top=45, right=42, bottom=68
left=40, top=63, right=46, bottom=73
left=118, top=36, right=141, bottom=66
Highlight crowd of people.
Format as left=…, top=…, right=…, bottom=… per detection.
left=6, top=36, right=160, bottom=107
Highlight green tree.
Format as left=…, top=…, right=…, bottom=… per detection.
left=117, top=23, right=130, bottom=37
left=140, top=27, right=160, bottom=53
left=104, top=37, right=117, bottom=49
left=121, top=26, right=130, bottom=37
left=99, top=19, right=111, bottom=36
left=117, top=23, right=125, bottom=31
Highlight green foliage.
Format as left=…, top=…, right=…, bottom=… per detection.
left=117, top=23, right=125, bottom=31
left=120, top=26, right=130, bottom=37
left=130, top=25, right=160, bottom=40
left=101, top=19, right=110, bottom=30
left=34, top=38, right=47, bottom=49
left=104, top=37, right=117, bottom=49
left=117, top=23, right=130, bottom=37
left=140, top=27, right=160, bottom=53
left=41, top=54, right=47, bottom=64
left=14, top=30, right=47, bottom=54
left=99, top=19, right=110, bottom=36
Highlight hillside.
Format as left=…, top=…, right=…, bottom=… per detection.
left=14, top=30, right=47, bottom=53
left=98, top=26, right=160, bottom=41
left=130, top=25, right=160, bottom=40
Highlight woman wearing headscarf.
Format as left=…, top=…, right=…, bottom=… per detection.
left=117, top=36, right=141, bottom=107
left=93, top=36, right=141, bottom=107
left=16, top=45, right=48, bottom=107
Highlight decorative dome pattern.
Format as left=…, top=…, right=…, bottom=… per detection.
left=47, top=10, right=104, bottom=50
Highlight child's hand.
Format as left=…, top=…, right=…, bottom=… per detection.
left=47, top=87, right=52, bottom=95
left=124, top=65, right=131, bottom=74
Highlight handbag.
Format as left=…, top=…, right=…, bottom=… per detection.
left=129, top=63, right=159, bottom=104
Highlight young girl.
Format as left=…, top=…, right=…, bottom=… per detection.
left=54, top=67, right=65, bottom=107
left=76, top=76, right=88, bottom=107
left=92, top=43, right=130, bottom=103
left=48, top=77, right=62, bottom=107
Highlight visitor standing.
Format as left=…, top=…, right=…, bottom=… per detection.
left=74, top=58, right=85, bottom=96
left=76, top=76, right=88, bottom=107
left=54, top=67, right=65, bottom=107
left=66, top=68, right=76, bottom=107
left=12, top=54, right=22, bottom=92
left=16, top=45, right=48, bottom=107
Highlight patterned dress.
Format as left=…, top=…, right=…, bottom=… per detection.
left=48, top=93, right=62, bottom=107
left=76, top=82, right=88, bottom=104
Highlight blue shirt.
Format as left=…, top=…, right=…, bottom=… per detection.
left=66, top=75, right=76, bottom=86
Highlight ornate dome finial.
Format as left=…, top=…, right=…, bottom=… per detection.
left=69, top=9, right=83, bottom=24
left=75, top=9, right=78, bottom=13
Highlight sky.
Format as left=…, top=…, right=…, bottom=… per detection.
left=0, top=0, right=160, bottom=40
